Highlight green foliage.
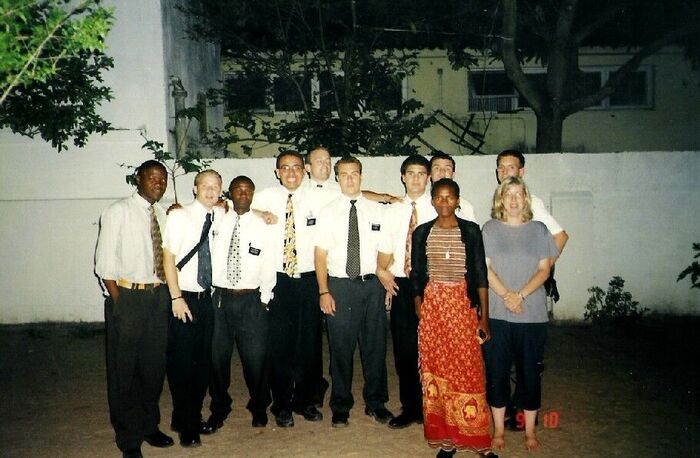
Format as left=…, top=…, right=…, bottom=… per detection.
left=185, top=1, right=435, bottom=156
left=585, top=276, right=648, bottom=325
left=0, top=0, right=114, bottom=150
left=677, top=243, right=700, bottom=289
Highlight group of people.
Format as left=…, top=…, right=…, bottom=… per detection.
left=95, top=147, right=568, bottom=458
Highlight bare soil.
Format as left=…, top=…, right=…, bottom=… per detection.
left=1, top=315, right=698, bottom=457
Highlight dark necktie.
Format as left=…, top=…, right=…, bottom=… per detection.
left=346, top=200, right=360, bottom=278
left=197, top=213, right=212, bottom=289
left=149, top=205, right=166, bottom=281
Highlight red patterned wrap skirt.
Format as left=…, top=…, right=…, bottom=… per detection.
left=418, top=280, right=491, bottom=452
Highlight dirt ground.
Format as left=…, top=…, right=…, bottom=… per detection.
left=1, top=315, right=699, bottom=458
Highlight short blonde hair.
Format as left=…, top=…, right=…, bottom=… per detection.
left=194, top=169, right=222, bottom=186
left=491, top=176, right=533, bottom=223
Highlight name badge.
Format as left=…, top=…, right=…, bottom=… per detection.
left=371, top=223, right=381, bottom=231
left=248, top=246, right=261, bottom=256
left=306, top=217, right=316, bottom=226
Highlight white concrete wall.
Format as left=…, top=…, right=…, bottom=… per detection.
left=0, top=0, right=171, bottom=321
left=0, top=150, right=698, bottom=323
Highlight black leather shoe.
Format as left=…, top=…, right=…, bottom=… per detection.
left=331, top=411, right=349, bottom=428
left=143, top=430, right=174, bottom=448
left=122, top=448, right=143, bottom=458
left=179, top=430, right=201, bottom=448
left=294, top=405, right=323, bottom=422
left=365, top=406, right=394, bottom=424
left=388, top=412, right=422, bottom=429
left=252, top=411, right=268, bottom=427
left=275, top=410, right=294, bottom=427
left=437, top=449, right=456, bottom=457
left=200, top=416, right=224, bottom=434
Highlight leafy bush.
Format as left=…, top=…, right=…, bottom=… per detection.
left=584, top=276, right=648, bottom=325
left=677, top=243, right=700, bottom=289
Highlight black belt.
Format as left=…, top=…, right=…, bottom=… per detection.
left=349, top=274, right=376, bottom=282
left=219, top=287, right=258, bottom=296
left=182, top=290, right=210, bottom=300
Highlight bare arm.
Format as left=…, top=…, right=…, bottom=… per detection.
left=362, top=190, right=402, bottom=204
left=315, top=247, right=336, bottom=317
left=103, top=279, right=120, bottom=303
left=552, top=230, right=569, bottom=263
left=164, top=247, right=192, bottom=322
left=376, top=252, right=398, bottom=295
left=476, top=286, right=491, bottom=343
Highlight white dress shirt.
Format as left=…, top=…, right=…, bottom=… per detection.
left=251, top=184, right=318, bottom=274
left=211, top=210, right=277, bottom=304
left=305, top=176, right=341, bottom=193
left=162, top=200, right=221, bottom=292
left=531, top=194, right=564, bottom=235
left=95, top=193, right=166, bottom=284
left=305, top=177, right=341, bottom=211
left=379, top=192, right=436, bottom=278
left=315, top=194, right=386, bottom=278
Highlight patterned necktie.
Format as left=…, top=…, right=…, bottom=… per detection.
left=150, top=205, right=166, bottom=282
left=404, top=201, right=417, bottom=276
left=227, top=216, right=241, bottom=285
left=197, top=213, right=212, bottom=289
left=346, top=200, right=360, bottom=278
left=283, top=193, right=297, bottom=276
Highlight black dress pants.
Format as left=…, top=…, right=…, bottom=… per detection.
left=268, top=272, right=323, bottom=414
left=167, top=290, right=214, bottom=432
left=209, top=289, right=270, bottom=419
left=105, top=285, right=169, bottom=452
left=326, top=277, right=389, bottom=414
left=390, top=277, right=423, bottom=417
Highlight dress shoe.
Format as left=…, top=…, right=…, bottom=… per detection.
left=388, top=412, right=422, bottom=429
left=437, top=449, right=456, bottom=457
left=294, top=405, right=323, bottom=422
left=143, top=429, right=174, bottom=448
left=200, top=415, right=224, bottom=434
left=275, top=410, right=295, bottom=428
left=331, top=411, right=349, bottom=428
left=179, top=430, right=201, bottom=448
left=122, top=448, right=143, bottom=458
left=252, top=411, right=268, bottom=427
left=364, top=406, right=394, bottom=424
left=313, top=377, right=330, bottom=408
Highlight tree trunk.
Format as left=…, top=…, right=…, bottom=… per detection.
left=535, top=112, right=564, bottom=153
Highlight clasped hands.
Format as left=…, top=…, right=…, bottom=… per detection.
left=502, top=291, right=524, bottom=313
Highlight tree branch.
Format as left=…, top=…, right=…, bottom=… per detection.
left=500, top=0, right=544, bottom=115
left=563, top=24, right=699, bottom=115
left=572, top=3, right=627, bottom=45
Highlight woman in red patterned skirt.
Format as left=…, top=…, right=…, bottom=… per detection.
left=410, top=179, right=497, bottom=458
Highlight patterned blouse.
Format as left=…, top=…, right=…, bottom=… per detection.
left=426, top=225, right=466, bottom=282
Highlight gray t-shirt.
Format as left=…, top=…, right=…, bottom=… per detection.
left=482, top=219, right=558, bottom=323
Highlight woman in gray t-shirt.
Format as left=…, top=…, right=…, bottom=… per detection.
left=481, top=176, right=558, bottom=453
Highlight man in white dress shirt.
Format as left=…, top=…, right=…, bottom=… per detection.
left=95, top=160, right=174, bottom=458
left=377, top=154, right=432, bottom=429
left=251, top=150, right=323, bottom=427
left=204, top=176, right=277, bottom=431
left=315, top=155, right=394, bottom=428
left=162, top=169, right=222, bottom=447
